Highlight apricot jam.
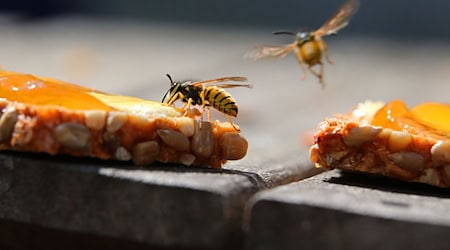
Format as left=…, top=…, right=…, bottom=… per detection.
left=0, top=71, right=112, bottom=110
left=371, top=100, right=450, bottom=138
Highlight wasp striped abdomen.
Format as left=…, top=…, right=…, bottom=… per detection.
left=298, top=40, right=323, bottom=65
left=204, top=86, right=238, bottom=117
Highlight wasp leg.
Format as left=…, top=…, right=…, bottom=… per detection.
left=167, top=93, right=181, bottom=106
left=200, top=109, right=205, bottom=122
left=198, top=107, right=213, bottom=129
left=318, top=38, right=334, bottom=64
left=227, top=115, right=240, bottom=131
left=198, top=91, right=210, bottom=128
left=294, top=51, right=308, bottom=80
left=196, top=108, right=206, bottom=129
left=324, top=50, right=334, bottom=65
left=182, top=98, right=193, bottom=116
left=308, top=62, right=326, bottom=87
left=206, top=108, right=211, bottom=122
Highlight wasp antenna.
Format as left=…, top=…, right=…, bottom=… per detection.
left=166, top=74, right=174, bottom=85
left=272, top=31, right=296, bottom=36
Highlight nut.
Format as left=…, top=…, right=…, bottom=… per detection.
left=388, top=131, right=411, bottom=152
left=328, top=150, right=349, bottom=162
left=85, top=110, right=107, bottom=130
left=175, top=117, right=195, bottom=137
left=115, top=146, right=132, bottom=161
left=309, top=145, right=320, bottom=163
left=132, top=140, right=159, bottom=165
left=444, top=165, right=450, bottom=179
left=11, top=115, right=36, bottom=146
left=106, top=112, right=128, bottom=133
left=103, top=132, right=119, bottom=148
left=377, top=128, right=392, bottom=140
left=179, top=153, right=196, bottom=166
left=191, top=121, right=214, bottom=158
left=220, top=132, right=248, bottom=160
left=418, top=168, right=440, bottom=187
left=431, top=140, right=450, bottom=164
left=0, top=108, right=17, bottom=141
left=54, top=123, right=91, bottom=150
left=343, top=126, right=381, bottom=147
left=388, top=152, right=426, bottom=174
left=157, top=129, right=190, bottom=152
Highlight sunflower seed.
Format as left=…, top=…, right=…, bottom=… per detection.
left=0, top=108, right=17, bottom=141
left=132, top=140, right=159, bottom=166
left=54, top=123, right=91, bottom=150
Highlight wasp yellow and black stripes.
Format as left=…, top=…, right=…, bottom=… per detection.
left=203, top=86, right=238, bottom=117
left=162, top=74, right=252, bottom=129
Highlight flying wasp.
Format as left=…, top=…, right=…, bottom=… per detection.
left=246, top=0, right=359, bottom=86
left=162, top=74, right=252, bottom=130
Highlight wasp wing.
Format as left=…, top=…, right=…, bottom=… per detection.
left=213, top=83, right=253, bottom=89
left=244, top=43, right=296, bottom=60
left=314, top=0, right=359, bottom=37
left=191, top=77, right=248, bottom=86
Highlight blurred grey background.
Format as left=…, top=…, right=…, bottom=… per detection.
left=0, top=0, right=449, bottom=164
left=2, top=0, right=450, bottom=40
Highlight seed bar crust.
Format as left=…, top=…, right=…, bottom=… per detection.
left=310, top=102, right=450, bottom=188
left=0, top=100, right=248, bottom=169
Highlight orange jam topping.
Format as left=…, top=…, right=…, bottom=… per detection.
left=0, top=71, right=181, bottom=117
left=371, top=100, right=450, bottom=138
left=0, top=71, right=112, bottom=110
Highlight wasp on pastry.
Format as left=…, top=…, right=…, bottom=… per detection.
left=162, top=74, right=252, bottom=130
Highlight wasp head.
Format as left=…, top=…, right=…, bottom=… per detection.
left=296, top=31, right=314, bottom=45
left=162, top=74, right=182, bottom=103
left=272, top=30, right=313, bottom=45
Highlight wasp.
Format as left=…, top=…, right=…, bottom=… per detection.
left=162, top=74, right=252, bottom=130
left=246, top=0, right=359, bottom=86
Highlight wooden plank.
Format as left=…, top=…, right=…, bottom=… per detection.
left=245, top=170, right=450, bottom=250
